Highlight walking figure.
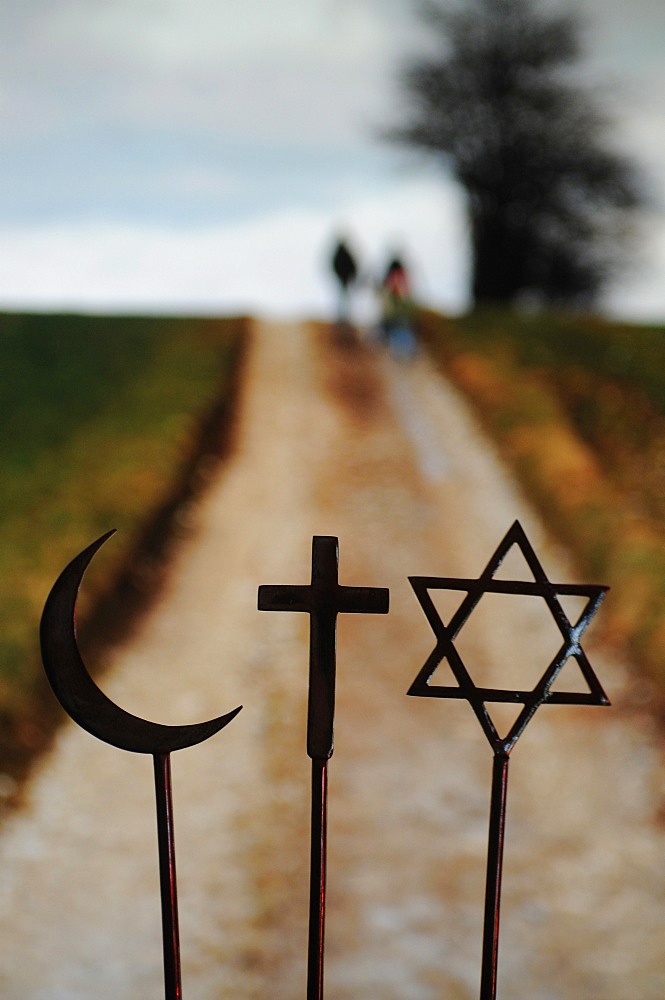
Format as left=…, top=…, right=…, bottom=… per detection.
left=380, top=255, right=417, bottom=359
left=330, top=238, right=358, bottom=344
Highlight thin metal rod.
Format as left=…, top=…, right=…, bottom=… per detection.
left=307, top=757, right=329, bottom=1000
left=153, top=752, right=182, bottom=1000
left=480, top=753, right=510, bottom=1000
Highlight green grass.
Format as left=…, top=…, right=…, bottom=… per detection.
left=0, top=312, right=247, bottom=778
left=419, top=308, right=665, bottom=701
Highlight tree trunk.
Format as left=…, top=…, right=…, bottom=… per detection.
left=471, top=212, right=526, bottom=306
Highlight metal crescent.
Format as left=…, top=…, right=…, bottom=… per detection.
left=39, top=530, right=242, bottom=754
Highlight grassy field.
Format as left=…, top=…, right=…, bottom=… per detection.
left=419, top=308, right=665, bottom=706
left=0, top=312, right=247, bottom=784
left=4, top=306, right=664, bottom=789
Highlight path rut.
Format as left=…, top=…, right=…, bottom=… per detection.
left=0, top=320, right=663, bottom=999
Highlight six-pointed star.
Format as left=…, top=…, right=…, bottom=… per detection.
left=408, top=521, right=610, bottom=755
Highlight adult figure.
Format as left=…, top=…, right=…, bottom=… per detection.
left=330, top=238, right=358, bottom=341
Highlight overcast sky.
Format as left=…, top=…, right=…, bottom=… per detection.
left=1, top=0, right=664, bottom=320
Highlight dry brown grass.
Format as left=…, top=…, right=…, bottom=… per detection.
left=419, top=308, right=665, bottom=707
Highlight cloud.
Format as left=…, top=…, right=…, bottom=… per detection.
left=605, top=210, right=665, bottom=321
left=50, top=0, right=401, bottom=70
left=3, top=171, right=663, bottom=323
left=0, top=0, right=403, bottom=142
left=0, top=175, right=470, bottom=318
left=0, top=0, right=663, bottom=319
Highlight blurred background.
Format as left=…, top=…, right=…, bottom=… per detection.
left=1, top=0, right=664, bottom=321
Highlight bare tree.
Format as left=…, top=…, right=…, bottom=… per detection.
left=386, top=0, right=644, bottom=307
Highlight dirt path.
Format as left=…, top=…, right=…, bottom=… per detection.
left=0, top=320, right=664, bottom=999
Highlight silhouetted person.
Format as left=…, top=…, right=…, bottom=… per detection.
left=330, top=238, right=358, bottom=342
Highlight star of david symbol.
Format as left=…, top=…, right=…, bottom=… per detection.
left=408, top=521, right=609, bottom=755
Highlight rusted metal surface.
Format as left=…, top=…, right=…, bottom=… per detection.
left=259, top=535, right=389, bottom=1000
left=408, top=520, right=609, bottom=1000
left=259, top=535, right=389, bottom=760
left=38, top=519, right=611, bottom=1000
left=39, top=531, right=242, bottom=1000
left=153, top=752, right=182, bottom=1000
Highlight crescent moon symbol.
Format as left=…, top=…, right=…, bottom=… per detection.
left=40, top=531, right=242, bottom=754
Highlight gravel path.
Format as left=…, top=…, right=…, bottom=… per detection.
left=0, top=320, right=663, bottom=999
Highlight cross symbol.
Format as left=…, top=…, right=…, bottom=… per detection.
left=408, top=520, right=609, bottom=755
left=258, top=535, right=389, bottom=759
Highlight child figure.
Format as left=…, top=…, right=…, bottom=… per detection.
left=380, top=256, right=417, bottom=359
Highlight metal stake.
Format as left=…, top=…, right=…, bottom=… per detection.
left=308, top=757, right=328, bottom=1000
left=154, top=752, right=183, bottom=1000
left=40, top=531, right=242, bottom=1000
left=407, top=520, right=609, bottom=999
left=259, top=535, right=389, bottom=1000
left=480, top=752, right=510, bottom=1000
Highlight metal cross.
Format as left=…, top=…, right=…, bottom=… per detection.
left=258, top=535, right=389, bottom=760
left=259, top=535, right=388, bottom=1000
left=408, top=520, right=609, bottom=1000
